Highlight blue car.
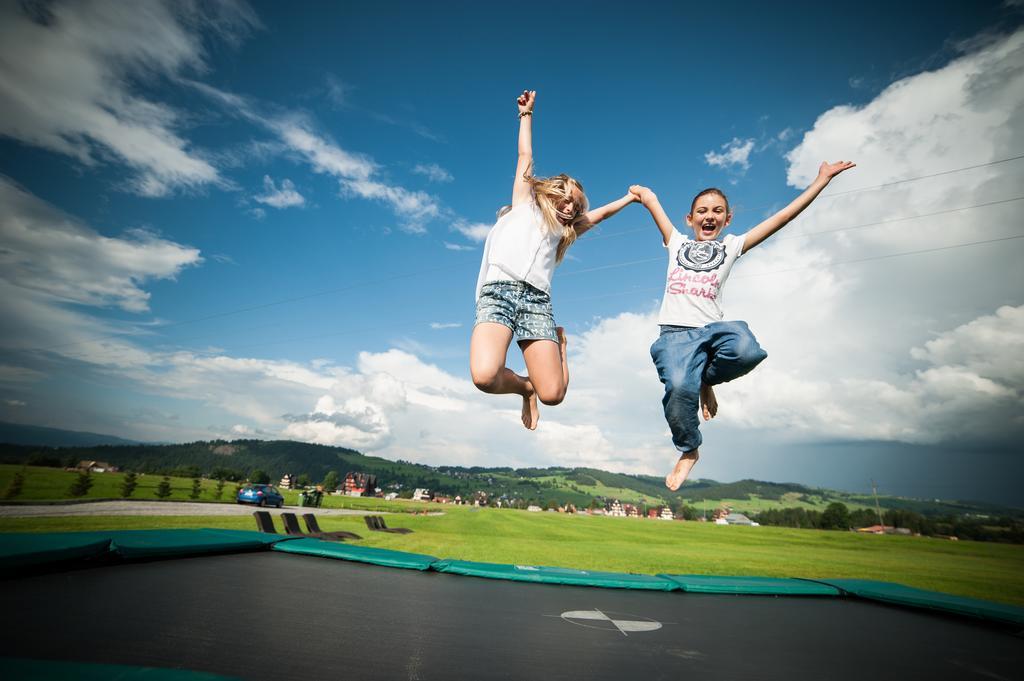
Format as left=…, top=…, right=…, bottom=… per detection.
left=236, top=483, right=285, bottom=508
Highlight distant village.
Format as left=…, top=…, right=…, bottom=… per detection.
left=274, top=470, right=771, bottom=525
left=65, top=460, right=915, bottom=534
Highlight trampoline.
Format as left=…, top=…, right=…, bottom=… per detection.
left=1, top=529, right=1021, bottom=681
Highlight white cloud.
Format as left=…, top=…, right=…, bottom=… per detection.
left=412, top=163, right=453, bottom=183
left=0, top=365, right=45, bottom=384
left=254, top=175, right=305, bottom=209
left=704, top=137, right=756, bottom=172
left=452, top=220, right=491, bottom=243
left=444, top=242, right=476, bottom=252
left=0, top=177, right=202, bottom=315
left=0, top=1, right=257, bottom=196
left=430, top=322, right=462, bottom=329
left=187, top=87, right=445, bottom=229
left=324, top=74, right=351, bottom=109
left=4, top=399, right=27, bottom=407
left=274, top=117, right=376, bottom=182
left=340, top=178, right=440, bottom=232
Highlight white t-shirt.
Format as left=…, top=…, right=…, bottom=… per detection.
left=475, top=201, right=561, bottom=300
left=657, top=229, right=746, bottom=327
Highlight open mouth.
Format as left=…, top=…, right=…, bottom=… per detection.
left=700, top=223, right=717, bottom=235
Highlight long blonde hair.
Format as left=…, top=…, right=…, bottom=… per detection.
left=525, top=173, right=589, bottom=264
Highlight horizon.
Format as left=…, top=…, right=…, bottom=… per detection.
left=1, top=1, right=1022, bottom=506
left=1, top=422, right=1019, bottom=510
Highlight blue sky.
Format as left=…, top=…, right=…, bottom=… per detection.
left=1, top=1, right=1022, bottom=504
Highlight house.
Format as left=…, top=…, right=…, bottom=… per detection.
left=76, top=460, right=118, bottom=473
left=412, top=488, right=430, bottom=502
left=342, top=472, right=377, bottom=497
left=723, top=512, right=758, bottom=526
left=526, top=505, right=542, bottom=512
left=857, top=525, right=912, bottom=535
left=659, top=507, right=675, bottom=521
left=606, top=500, right=626, bottom=517
left=278, top=474, right=295, bottom=490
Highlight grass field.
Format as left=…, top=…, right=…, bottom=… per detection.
left=0, top=465, right=415, bottom=512
left=2, top=501, right=1022, bottom=608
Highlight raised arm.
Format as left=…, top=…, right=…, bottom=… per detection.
left=511, top=90, right=536, bottom=206
left=630, top=185, right=676, bottom=245
left=576, top=192, right=638, bottom=237
left=742, top=160, right=856, bottom=251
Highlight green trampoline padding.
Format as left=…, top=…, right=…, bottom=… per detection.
left=433, top=559, right=679, bottom=590
left=106, top=528, right=289, bottom=559
left=0, top=657, right=243, bottom=681
left=806, top=578, right=1024, bottom=627
left=272, top=537, right=437, bottom=570
left=0, top=528, right=292, bottom=568
left=659, top=574, right=842, bottom=595
left=0, top=531, right=113, bottom=568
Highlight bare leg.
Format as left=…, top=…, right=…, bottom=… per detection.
left=470, top=323, right=539, bottom=430
left=665, top=449, right=700, bottom=491
left=556, top=327, right=569, bottom=390
left=521, top=337, right=567, bottom=406
left=700, top=383, right=718, bottom=421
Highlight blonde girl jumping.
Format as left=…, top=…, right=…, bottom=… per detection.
left=470, top=90, right=636, bottom=430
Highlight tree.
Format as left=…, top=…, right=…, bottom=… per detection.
left=155, top=476, right=172, bottom=499
left=27, top=453, right=62, bottom=468
left=249, top=469, right=270, bottom=484
left=820, top=502, right=851, bottom=530
left=4, top=471, right=25, bottom=499
left=321, top=470, right=340, bottom=491
left=189, top=477, right=202, bottom=500
left=211, top=467, right=244, bottom=482
left=68, top=470, right=94, bottom=498
left=297, top=474, right=311, bottom=488
left=213, top=479, right=225, bottom=500
left=120, top=471, right=138, bottom=498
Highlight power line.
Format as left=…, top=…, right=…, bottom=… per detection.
left=732, top=153, right=1024, bottom=214
left=773, top=196, right=1024, bottom=242
left=61, top=232, right=1024, bottom=361
left=37, top=263, right=455, bottom=353
left=27, top=189, right=1024, bottom=356
left=812, top=154, right=1024, bottom=199
left=583, top=154, right=1024, bottom=240
left=561, top=195, right=1024, bottom=277
left=558, top=233, right=1024, bottom=305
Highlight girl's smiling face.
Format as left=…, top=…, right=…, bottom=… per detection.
left=686, top=192, right=732, bottom=241
left=555, top=183, right=586, bottom=225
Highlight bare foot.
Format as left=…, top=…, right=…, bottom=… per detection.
left=700, top=383, right=718, bottom=421
left=556, top=326, right=569, bottom=387
left=665, top=450, right=700, bottom=491
left=521, top=388, right=539, bottom=430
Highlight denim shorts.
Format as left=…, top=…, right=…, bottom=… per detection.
left=475, top=280, right=558, bottom=342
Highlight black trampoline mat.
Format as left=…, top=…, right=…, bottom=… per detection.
left=3, top=552, right=1021, bottom=681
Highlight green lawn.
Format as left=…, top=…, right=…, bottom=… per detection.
left=2, top=503, right=1022, bottom=608
left=0, top=465, right=415, bottom=512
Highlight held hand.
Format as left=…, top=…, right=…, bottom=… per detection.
left=817, top=160, right=856, bottom=181
left=517, top=90, right=536, bottom=115
left=629, top=184, right=653, bottom=204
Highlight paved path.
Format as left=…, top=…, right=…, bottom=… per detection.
left=0, top=500, right=378, bottom=518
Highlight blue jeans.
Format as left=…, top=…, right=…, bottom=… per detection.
left=650, top=321, right=767, bottom=453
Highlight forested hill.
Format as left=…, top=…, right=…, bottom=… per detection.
left=0, top=422, right=141, bottom=447
left=0, top=437, right=1018, bottom=517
